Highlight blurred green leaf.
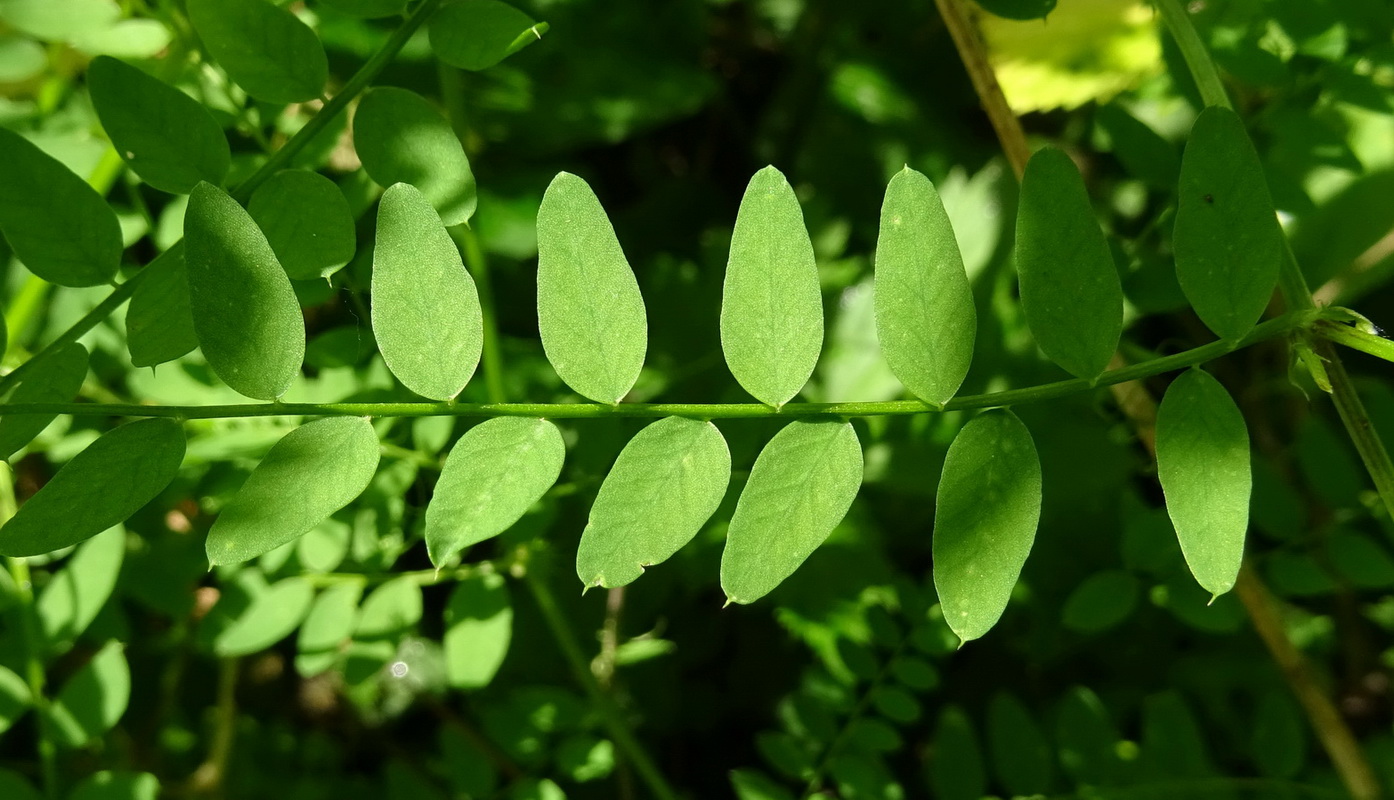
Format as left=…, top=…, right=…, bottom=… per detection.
left=186, top=0, right=328, bottom=104
left=36, top=525, right=125, bottom=655
left=67, top=771, right=159, bottom=800
left=295, top=581, right=360, bottom=677
left=929, top=706, right=985, bottom=800
left=45, top=641, right=129, bottom=748
left=353, top=87, right=477, bottom=226
left=214, top=576, right=314, bottom=657
left=443, top=572, right=511, bottom=689
left=987, top=692, right=1053, bottom=796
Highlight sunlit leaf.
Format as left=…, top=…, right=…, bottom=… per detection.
left=1156, top=368, right=1249, bottom=597
left=720, top=166, right=823, bottom=408
left=0, top=419, right=184, bottom=557
left=0, top=342, right=88, bottom=461
left=1174, top=107, right=1283, bottom=341
left=576, top=417, right=730, bottom=589
left=45, top=641, right=129, bottom=748
left=355, top=575, right=421, bottom=641
left=353, top=87, right=477, bottom=226
left=36, top=525, right=125, bottom=655
left=295, top=581, right=361, bottom=677
left=0, top=127, right=122, bottom=287
left=0, top=665, right=30, bottom=734
left=874, top=166, right=975, bottom=406
left=184, top=181, right=306, bottom=400
left=372, top=182, right=483, bottom=400
left=428, top=0, right=547, bottom=71
left=206, top=417, right=379, bottom=566
left=186, top=0, right=328, bottom=104
left=67, top=772, right=160, bottom=800
left=426, top=417, right=565, bottom=567
left=247, top=170, right=357, bottom=280
left=87, top=56, right=230, bottom=194
left=720, top=420, right=862, bottom=604
left=0, top=0, right=119, bottom=40
left=214, top=576, right=314, bottom=657
left=535, top=172, right=647, bottom=404
left=444, top=572, right=512, bottom=689
left=1015, top=147, right=1122, bottom=380
left=933, top=410, right=1041, bottom=642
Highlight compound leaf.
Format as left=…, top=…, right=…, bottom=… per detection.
left=1174, top=107, right=1284, bottom=341
left=577, top=417, right=730, bottom=589
left=126, top=245, right=197, bottom=367
left=428, top=0, right=547, bottom=71
left=0, top=342, right=89, bottom=461
left=874, top=166, right=975, bottom=406
left=185, top=181, right=305, bottom=400
left=721, top=166, right=823, bottom=407
left=426, top=417, right=565, bottom=567
left=720, top=419, right=862, bottom=604
left=933, top=410, right=1041, bottom=643
left=0, top=127, right=121, bottom=287
left=247, top=170, right=357, bottom=280
left=87, top=55, right=229, bottom=194
left=186, top=0, right=327, bottom=104
left=535, top=172, right=647, bottom=403
left=353, top=87, right=476, bottom=226
left=1016, top=147, right=1122, bottom=380
left=206, top=417, right=379, bottom=566
left=1156, top=367, right=1250, bottom=597
left=372, top=182, right=482, bottom=400
left=443, top=572, right=512, bottom=689
left=0, top=419, right=184, bottom=557
left=45, top=641, right=129, bottom=748
left=214, top=577, right=314, bottom=657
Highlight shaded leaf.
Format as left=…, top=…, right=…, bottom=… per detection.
left=353, top=87, right=476, bottom=226
left=186, top=0, right=327, bottom=104
left=87, top=56, right=229, bottom=194
left=1061, top=569, right=1140, bottom=633
left=874, top=166, right=975, bottom=406
left=126, top=245, right=196, bottom=367
left=720, top=420, right=862, bottom=604
left=214, top=577, right=314, bottom=657
left=1252, top=692, right=1306, bottom=779
left=67, top=772, right=160, bottom=800
left=318, top=0, right=405, bottom=17
left=1174, top=107, right=1284, bottom=341
left=0, top=770, right=41, bottom=800
left=930, top=706, right=986, bottom=800
left=372, top=182, right=482, bottom=400
left=428, top=0, right=546, bottom=71
left=0, top=665, right=30, bottom=734
left=444, top=572, right=512, bottom=689
left=206, top=417, right=379, bottom=566
left=0, top=127, right=122, bottom=287
left=1156, top=368, right=1250, bottom=597
left=1015, top=147, right=1122, bottom=380
left=0, top=419, right=184, bottom=557
left=577, top=417, right=730, bottom=588
left=426, top=418, right=565, bottom=567
left=36, top=525, right=125, bottom=655
left=933, top=410, right=1041, bottom=642
left=185, top=181, right=305, bottom=400
left=987, top=692, right=1053, bottom=796
left=45, top=641, right=129, bottom=748
left=247, top=170, right=357, bottom=280
left=0, top=342, right=88, bottom=461
left=720, top=166, right=823, bottom=407
left=535, top=172, right=647, bottom=403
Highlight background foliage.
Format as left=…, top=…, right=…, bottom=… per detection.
left=1, top=0, right=1394, bottom=799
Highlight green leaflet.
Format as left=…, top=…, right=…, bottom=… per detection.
left=1156, top=367, right=1250, bottom=597
left=0, top=419, right=184, bottom=557
left=68, top=772, right=160, bottom=800
left=930, top=707, right=986, bottom=800
left=353, top=87, right=477, bottom=226
left=576, top=417, right=730, bottom=589
left=0, top=771, right=40, bottom=800
left=0, top=0, right=119, bottom=40
left=1015, top=147, right=1123, bottom=380
left=0, top=665, right=29, bottom=734
left=87, top=56, right=230, bottom=194
left=125, top=244, right=197, bottom=368
left=45, top=641, right=129, bottom=748
left=185, top=0, right=327, bottom=104
left=214, top=577, right=314, bottom=657
left=318, top=0, right=405, bottom=17
left=247, top=170, right=357, bottom=280
left=428, top=0, right=547, bottom=71
left=720, top=419, right=862, bottom=604
left=296, top=582, right=361, bottom=677
left=987, top=693, right=1053, bottom=796
left=356, top=575, right=422, bottom=640
left=206, top=417, right=379, bottom=566
left=535, top=172, right=648, bottom=404
left=1174, top=107, right=1284, bottom=341
left=933, top=410, right=1041, bottom=643
left=0, top=127, right=122, bottom=287
left=372, top=182, right=483, bottom=400
left=0, top=342, right=88, bottom=460
left=873, top=167, right=975, bottom=406
left=425, top=417, right=565, bottom=567
left=720, top=166, right=823, bottom=408
left=37, top=526, right=125, bottom=656
left=185, top=181, right=306, bottom=400
left=443, top=572, right=512, bottom=689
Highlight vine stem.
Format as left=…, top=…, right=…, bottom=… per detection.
left=0, top=0, right=444, bottom=398
left=0, top=309, right=1324, bottom=420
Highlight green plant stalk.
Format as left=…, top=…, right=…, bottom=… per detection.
left=524, top=572, right=679, bottom=800
left=801, top=637, right=909, bottom=798
left=0, top=309, right=1325, bottom=420
left=0, top=0, right=443, bottom=398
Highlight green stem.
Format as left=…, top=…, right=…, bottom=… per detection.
left=525, top=572, right=679, bottom=800
left=1152, top=0, right=1232, bottom=110
left=0, top=309, right=1326, bottom=420
left=801, top=637, right=908, bottom=798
